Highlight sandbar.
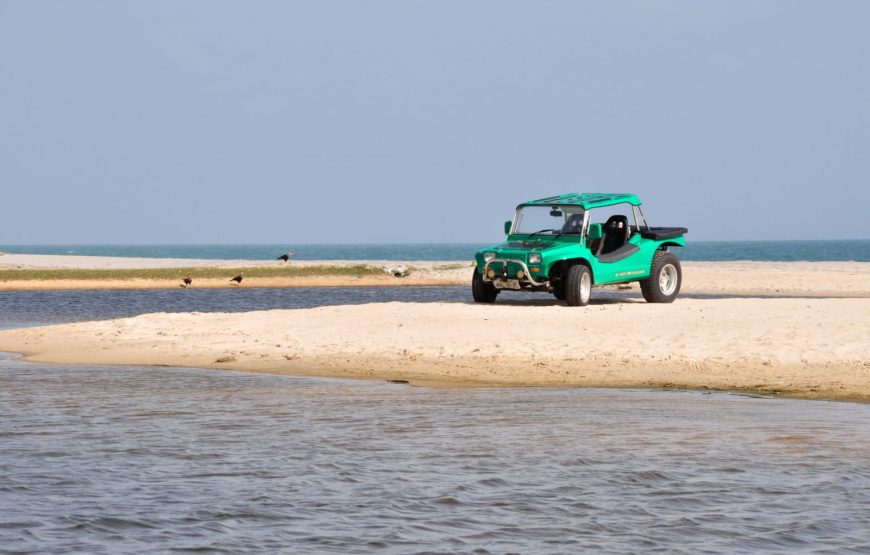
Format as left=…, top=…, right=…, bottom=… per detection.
left=1, top=297, right=868, bottom=401
left=1, top=253, right=869, bottom=297
left=2, top=255, right=868, bottom=401
left=0, top=253, right=468, bottom=290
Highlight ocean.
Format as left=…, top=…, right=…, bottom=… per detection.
left=2, top=240, right=869, bottom=262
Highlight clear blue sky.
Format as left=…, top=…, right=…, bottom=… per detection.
left=1, top=1, right=868, bottom=244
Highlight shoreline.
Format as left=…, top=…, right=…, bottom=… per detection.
left=0, top=276, right=464, bottom=291
left=1, top=349, right=866, bottom=404
left=1, top=298, right=868, bottom=402
left=0, top=253, right=472, bottom=290
left=1, top=254, right=869, bottom=297
left=2, top=255, right=868, bottom=402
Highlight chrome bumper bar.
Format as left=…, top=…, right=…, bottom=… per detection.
left=482, top=258, right=548, bottom=288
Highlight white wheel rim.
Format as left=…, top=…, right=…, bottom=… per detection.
left=580, top=271, right=591, bottom=303
left=659, top=264, right=678, bottom=296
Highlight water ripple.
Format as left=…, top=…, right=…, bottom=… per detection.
left=1, top=360, right=869, bottom=553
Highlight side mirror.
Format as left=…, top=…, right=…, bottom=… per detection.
left=504, top=221, right=512, bottom=235
left=588, top=223, right=602, bottom=240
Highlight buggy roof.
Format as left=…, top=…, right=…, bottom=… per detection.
left=521, top=193, right=641, bottom=210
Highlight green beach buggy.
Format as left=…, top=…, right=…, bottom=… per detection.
left=473, top=193, right=688, bottom=306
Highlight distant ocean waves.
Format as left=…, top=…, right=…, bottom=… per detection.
left=1, top=241, right=869, bottom=262
left=683, top=240, right=870, bottom=262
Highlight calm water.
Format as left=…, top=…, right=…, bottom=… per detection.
left=2, top=240, right=870, bottom=261
left=0, top=287, right=471, bottom=325
left=0, top=286, right=801, bottom=328
left=2, top=287, right=870, bottom=553
left=2, top=358, right=869, bottom=554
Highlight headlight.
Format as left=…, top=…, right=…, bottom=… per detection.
left=483, top=252, right=496, bottom=261
left=528, top=253, right=541, bottom=264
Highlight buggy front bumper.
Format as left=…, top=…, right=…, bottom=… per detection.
left=482, top=258, right=547, bottom=288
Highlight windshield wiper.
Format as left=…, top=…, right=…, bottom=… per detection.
left=528, top=228, right=559, bottom=237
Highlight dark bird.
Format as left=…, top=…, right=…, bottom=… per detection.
left=230, top=273, right=243, bottom=285
left=181, top=276, right=192, bottom=287
left=276, top=250, right=295, bottom=262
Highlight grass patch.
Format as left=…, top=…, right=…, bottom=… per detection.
left=432, top=263, right=470, bottom=271
left=0, top=265, right=386, bottom=281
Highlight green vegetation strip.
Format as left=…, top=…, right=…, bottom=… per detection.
left=432, top=263, right=468, bottom=270
left=0, top=265, right=386, bottom=281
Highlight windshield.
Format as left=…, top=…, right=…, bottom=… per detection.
left=513, top=205, right=585, bottom=236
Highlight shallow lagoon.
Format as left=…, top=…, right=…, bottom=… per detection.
left=1, top=287, right=869, bottom=553
left=2, top=358, right=869, bottom=554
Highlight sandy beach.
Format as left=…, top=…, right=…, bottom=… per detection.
left=0, top=253, right=468, bottom=289
left=2, top=253, right=870, bottom=296
left=1, top=298, right=868, bottom=401
left=1, top=256, right=869, bottom=401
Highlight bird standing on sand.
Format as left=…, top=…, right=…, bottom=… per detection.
left=181, top=276, right=192, bottom=287
left=276, top=250, right=295, bottom=262
left=230, top=273, right=243, bottom=285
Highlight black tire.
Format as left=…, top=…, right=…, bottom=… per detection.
left=472, top=269, right=499, bottom=303
left=640, top=250, right=682, bottom=303
left=565, top=264, right=592, bottom=306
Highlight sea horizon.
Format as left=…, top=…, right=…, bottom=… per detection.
left=2, top=239, right=870, bottom=262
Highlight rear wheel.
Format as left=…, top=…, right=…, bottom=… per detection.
left=472, top=269, right=498, bottom=303
left=640, top=251, right=682, bottom=303
left=565, top=264, right=592, bottom=306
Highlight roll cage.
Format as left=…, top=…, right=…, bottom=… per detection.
left=509, top=202, right=652, bottom=240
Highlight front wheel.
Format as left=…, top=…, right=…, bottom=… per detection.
left=640, top=251, right=682, bottom=303
left=565, top=264, right=592, bottom=306
left=472, top=269, right=499, bottom=303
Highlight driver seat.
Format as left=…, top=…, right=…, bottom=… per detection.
left=597, top=215, right=630, bottom=256
left=561, top=213, right=585, bottom=234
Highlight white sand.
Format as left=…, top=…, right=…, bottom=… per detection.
left=680, top=261, right=870, bottom=297
left=2, top=255, right=868, bottom=400
left=1, top=298, right=868, bottom=401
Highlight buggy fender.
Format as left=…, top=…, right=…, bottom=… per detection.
left=548, top=257, right=595, bottom=283
left=659, top=240, right=685, bottom=250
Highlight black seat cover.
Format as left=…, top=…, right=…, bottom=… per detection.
left=561, top=213, right=585, bottom=234
left=597, top=215, right=630, bottom=256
